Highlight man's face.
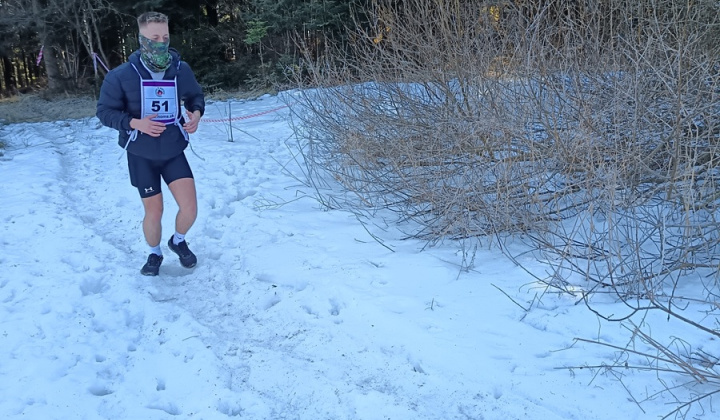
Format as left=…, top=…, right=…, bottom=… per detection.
left=139, top=22, right=170, bottom=43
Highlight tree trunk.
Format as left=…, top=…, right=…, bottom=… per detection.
left=18, top=50, right=28, bottom=88
left=1, top=55, right=13, bottom=93
left=204, top=0, right=219, bottom=26
left=44, top=45, right=66, bottom=93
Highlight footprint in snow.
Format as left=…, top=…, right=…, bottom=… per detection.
left=88, top=384, right=113, bottom=397
left=79, top=276, right=109, bottom=296
left=147, top=401, right=181, bottom=416
left=329, top=299, right=343, bottom=317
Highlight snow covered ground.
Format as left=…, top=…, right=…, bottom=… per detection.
left=0, top=92, right=715, bottom=419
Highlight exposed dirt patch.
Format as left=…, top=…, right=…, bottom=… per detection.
left=0, top=93, right=98, bottom=124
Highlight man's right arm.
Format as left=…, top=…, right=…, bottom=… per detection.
left=96, top=72, right=133, bottom=132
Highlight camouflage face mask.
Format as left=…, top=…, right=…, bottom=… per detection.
left=139, top=34, right=171, bottom=73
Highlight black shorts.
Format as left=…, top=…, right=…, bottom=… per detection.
left=127, top=152, right=194, bottom=198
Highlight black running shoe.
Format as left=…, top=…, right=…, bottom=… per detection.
left=168, top=238, right=197, bottom=268
left=141, top=253, right=163, bottom=276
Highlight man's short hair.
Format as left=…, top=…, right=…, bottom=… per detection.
left=137, top=12, right=169, bottom=27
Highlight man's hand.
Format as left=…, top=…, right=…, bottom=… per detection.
left=130, top=114, right=166, bottom=137
left=183, top=110, right=202, bottom=134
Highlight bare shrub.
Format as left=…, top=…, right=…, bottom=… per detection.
left=290, top=0, right=720, bottom=267
left=290, top=0, right=720, bottom=244
left=288, top=0, right=720, bottom=415
left=530, top=10, right=720, bottom=409
left=291, top=1, right=573, bottom=239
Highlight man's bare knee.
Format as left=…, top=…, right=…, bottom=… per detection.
left=169, top=178, right=197, bottom=215
left=142, top=195, right=164, bottom=221
left=180, top=200, right=198, bottom=219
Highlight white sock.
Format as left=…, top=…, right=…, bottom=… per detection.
left=149, top=244, right=163, bottom=256
left=173, top=232, right=185, bottom=245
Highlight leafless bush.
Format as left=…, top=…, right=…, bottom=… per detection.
left=290, top=0, right=720, bottom=242
left=528, top=10, right=720, bottom=410
left=288, top=0, right=720, bottom=414
left=291, top=1, right=558, bottom=239
left=564, top=321, right=720, bottom=419
left=291, top=0, right=720, bottom=271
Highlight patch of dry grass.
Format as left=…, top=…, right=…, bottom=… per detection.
left=0, top=93, right=97, bottom=123
left=0, top=88, right=263, bottom=125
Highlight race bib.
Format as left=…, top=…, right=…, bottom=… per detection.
left=141, top=79, right=178, bottom=124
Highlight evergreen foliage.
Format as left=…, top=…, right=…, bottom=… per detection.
left=0, top=0, right=366, bottom=95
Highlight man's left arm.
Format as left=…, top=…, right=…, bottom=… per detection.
left=180, top=62, right=205, bottom=134
left=180, top=62, right=205, bottom=117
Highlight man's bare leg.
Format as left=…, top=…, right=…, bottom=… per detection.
left=167, top=177, right=198, bottom=268
left=141, top=193, right=164, bottom=247
left=168, top=177, right=197, bottom=235
left=140, top=193, right=165, bottom=276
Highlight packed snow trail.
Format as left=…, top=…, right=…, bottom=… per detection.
left=0, top=93, right=687, bottom=419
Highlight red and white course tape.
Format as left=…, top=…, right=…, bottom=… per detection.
left=203, top=103, right=292, bottom=123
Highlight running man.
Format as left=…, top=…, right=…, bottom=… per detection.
left=96, top=11, right=205, bottom=276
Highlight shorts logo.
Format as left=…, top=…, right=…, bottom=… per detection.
left=145, top=187, right=154, bottom=194
left=155, top=88, right=165, bottom=97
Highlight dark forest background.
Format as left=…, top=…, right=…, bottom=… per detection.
left=0, top=0, right=370, bottom=97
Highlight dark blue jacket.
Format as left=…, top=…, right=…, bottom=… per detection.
left=96, top=49, right=205, bottom=160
